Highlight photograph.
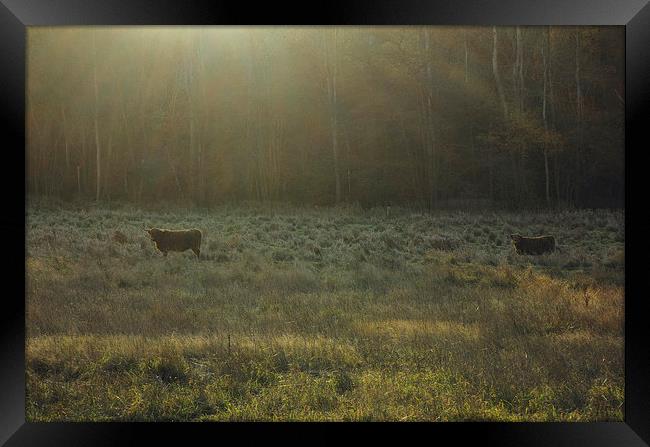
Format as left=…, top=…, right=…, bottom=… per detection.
left=25, top=25, right=625, bottom=422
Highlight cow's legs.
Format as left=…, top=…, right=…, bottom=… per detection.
left=163, top=251, right=168, bottom=257
left=192, top=248, right=200, bottom=259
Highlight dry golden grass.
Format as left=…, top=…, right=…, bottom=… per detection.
left=26, top=203, right=624, bottom=421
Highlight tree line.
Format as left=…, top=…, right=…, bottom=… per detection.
left=27, top=26, right=624, bottom=209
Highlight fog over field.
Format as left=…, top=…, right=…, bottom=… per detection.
left=26, top=26, right=624, bottom=421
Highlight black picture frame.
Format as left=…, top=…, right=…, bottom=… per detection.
left=2, top=0, right=648, bottom=445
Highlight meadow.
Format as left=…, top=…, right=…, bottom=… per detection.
left=25, top=200, right=625, bottom=421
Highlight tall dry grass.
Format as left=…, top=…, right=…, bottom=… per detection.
left=26, top=202, right=624, bottom=421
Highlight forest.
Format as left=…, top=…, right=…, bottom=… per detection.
left=27, top=26, right=624, bottom=209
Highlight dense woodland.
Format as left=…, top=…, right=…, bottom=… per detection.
left=27, top=26, right=624, bottom=209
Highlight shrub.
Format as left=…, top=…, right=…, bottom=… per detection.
left=430, top=237, right=459, bottom=252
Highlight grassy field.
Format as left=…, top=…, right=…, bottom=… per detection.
left=25, top=200, right=625, bottom=421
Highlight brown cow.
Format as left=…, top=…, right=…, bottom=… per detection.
left=510, top=234, right=556, bottom=255
left=146, top=228, right=202, bottom=258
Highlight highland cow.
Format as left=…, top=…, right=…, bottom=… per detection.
left=146, top=228, right=202, bottom=258
left=510, top=234, right=556, bottom=255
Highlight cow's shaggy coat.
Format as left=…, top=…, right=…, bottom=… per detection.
left=146, top=228, right=202, bottom=258
left=510, top=234, right=556, bottom=255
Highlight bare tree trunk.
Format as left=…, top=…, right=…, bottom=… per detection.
left=196, top=32, right=206, bottom=205
left=81, top=126, right=86, bottom=195
left=61, top=105, right=69, bottom=171
left=332, top=106, right=341, bottom=204
left=119, top=86, right=131, bottom=198
left=464, top=30, right=469, bottom=84
left=270, top=118, right=283, bottom=200
left=516, top=26, right=525, bottom=114
left=244, top=35, right=255, bottom=200
left=492, top=27, right=508, bottom=205
left=488, top=148, right=494, bottom=202
left=105, top=133, right=112, bottom=201
left=542, top=27, right=551, bottom=207
left=187, top=35, right=198, bottom=203
left=137, top=43, right=149, bottom=204
left=198, top=138, right=203, bottom=203
left=169, top=158, right=183, bottom=197
left=547, top=27, right=561, bottom=205
left=548, top=28, right=556, bottom=129
left=515, top=26, right=527, bottom=204
left=326, top=28, right=342, bottom=204
left=189, top=112, right=194, bottom=199
left=416, top=87, right=431, bottom=207
left=510, top=156, right=519, bottom=207
left=92, top=31, right=101, bottom=202
left=554, top=155, right=561, bottom=204
left=398, top=114, right=419, bottom=203
left=423, top=28, right=438, bottom=209
left=492, top=27, right=508, bottom=120
left=575, top=29, right=583, bottom=206
left=341, top=122, right=354, bottom=201
left=60, top=104, right=70, bottom=196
